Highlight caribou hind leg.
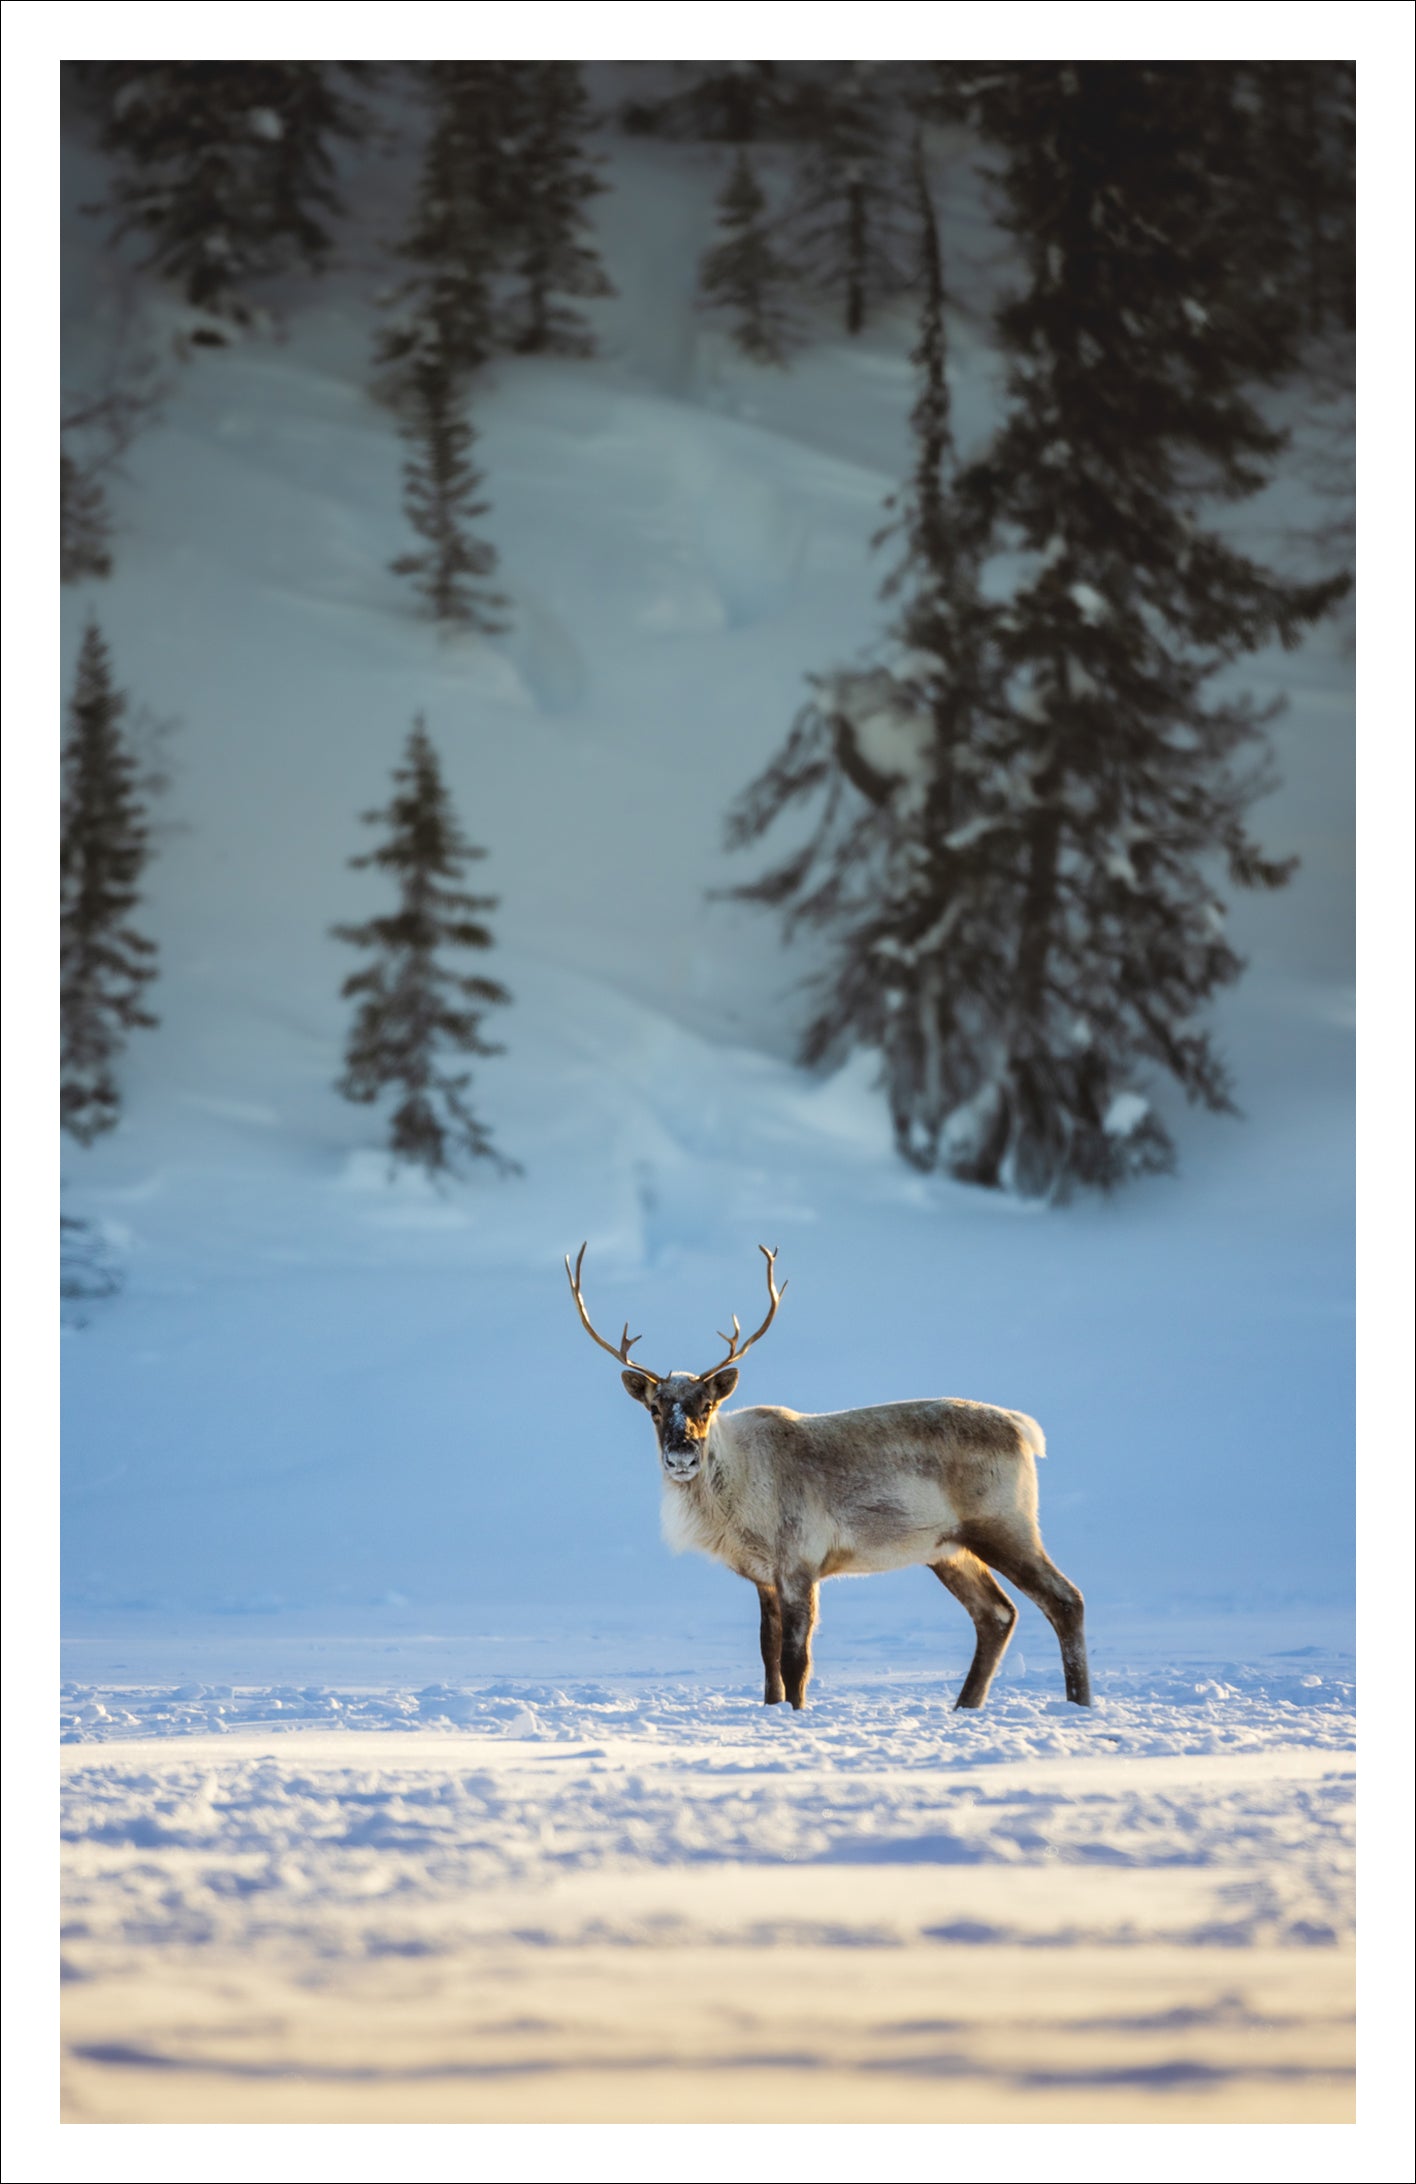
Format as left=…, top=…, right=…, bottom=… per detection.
left=930, top=1549, right=1019, bottom=1710
left=756, top=1582, right=786, bottom=1705
left=955, top=1520, right=1092, bottom=1707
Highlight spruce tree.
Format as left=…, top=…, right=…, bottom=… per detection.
left=727, top=156, right=1007, bottom=1173
left=61, top=454, right=112, bottom=583
left=700, top=152, right=797, bottom=364
left=731, top=75, right=1349, bottom=1198
left=419, top=61, right=538, bottom=243
left=390, top=347, right=507, bottom=632
left=95, top=63, right=362, bottom=319
left=61, top=623, right=159, bottom=1144
left=334, top=718, right=514, bottom=1177
left=902, top=62, right=975, bottom=129
left=950, top=63, right=1349, bottom=1193
left=621, top=62, right=806, bottom=144
left=374, top=68, right=505, bottom=389
left=1247, top=62, right=1355, bottom=344
left=61, top=1215, right=121, bottom=1312
left=509, top=64, right=613, bottom=356
left=61, top=346, right=166, bottom=585
left=787, top=63, right=915, bottom=336
left=259, top=63, right=366, bottom=273
left=1218, top=65, right=1355, bottom=631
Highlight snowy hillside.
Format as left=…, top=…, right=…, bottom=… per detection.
left=60, top=79, right=1353, bottom=1671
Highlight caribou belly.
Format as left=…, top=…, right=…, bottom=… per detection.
left=822, top=1476, right=962, bottom=1577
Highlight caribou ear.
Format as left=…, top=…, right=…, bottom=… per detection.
left=621, top=1370, right=654, bottom=1405
left=701, top=1367, right=739, bottom=1406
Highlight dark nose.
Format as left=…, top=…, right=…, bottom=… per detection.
left=659, top=1401, right=697, bottom=1451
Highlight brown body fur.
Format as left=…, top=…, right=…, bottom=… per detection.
left=649, top=1392, right=1090, bottom=1713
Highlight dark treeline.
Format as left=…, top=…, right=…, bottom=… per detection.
left=662, top=61, right=1354, bottom=353
left=73, top=60, right=1353, bottom=355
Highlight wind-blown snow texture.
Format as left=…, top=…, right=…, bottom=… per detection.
left=61, top=1664, right=1353, bottom=2122
left=58, top=79, right=1353, bottom=2123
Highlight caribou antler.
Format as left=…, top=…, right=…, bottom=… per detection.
left=701, top=1245, right=787, bottom=1377
left=564, top=1244, right=662, bottom=1383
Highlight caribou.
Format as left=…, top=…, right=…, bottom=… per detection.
left=565, top=1244, right=1091, bottom=1712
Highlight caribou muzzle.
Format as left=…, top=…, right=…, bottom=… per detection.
left=658, top=1404, right=706, bottom=1479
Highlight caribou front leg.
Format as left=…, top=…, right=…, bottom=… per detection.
left=756, top=1582, right=786, bottom=1705
left=777, top=1573, right=819, bottom=1711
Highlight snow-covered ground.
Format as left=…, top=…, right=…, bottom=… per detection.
left=51, top=66, right=1360, bottom=2129
left=61, top=1660, right=1353, bottom=2123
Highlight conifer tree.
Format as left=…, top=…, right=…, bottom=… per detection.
left=334, top=718, right=514, bottom=1177
left=419, top=61, right=538, bottom=242
left=1209, top=64, right=1355, bottom=625
left=727, top=156, right=1006, bottom=1173
left=390, top=347, right=507, bottom=632
left=901, top=62, right=974, bottom=129
left=700, top=152, right=797, bottom=364
left=61, top=454, right=112, bottom=583
left=61, top=623, right=159, bottom=1144
left=61, top=1213, right=122, bottom=1311
left=374, top=68, right=506, bottom=388
left=509, top=64, right=613, bottom=356
left=95, top=63, right=363, bottom=320
left=61, top=342, right=166, bottom=585
left=1246, top=62, right=1355, bottom=344
left=621, top=62, right=806, bottom=144
left=732, top=75, right=1349, bottom=1198
left=939, top=64, right=1349, bottom=1194
left=787, top=63, right=915, bottom=335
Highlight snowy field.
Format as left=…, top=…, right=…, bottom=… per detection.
left=48, top=59, right=1370, bottom=2137
left=61, top=1653, right=1353, bottom=2123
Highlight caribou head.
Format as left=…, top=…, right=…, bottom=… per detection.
left=564, top=1242, right=787, bottom=1482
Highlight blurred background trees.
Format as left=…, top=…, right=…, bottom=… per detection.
left=60, top=624, right=160, bottom=1144
left=699, top=151, right=798, bottom=364
left=62, top=58, right=1355, bottom=1199
left=82, top=62, right=367, bottom=324
left=725, top=61, right=1352, bottom=1196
